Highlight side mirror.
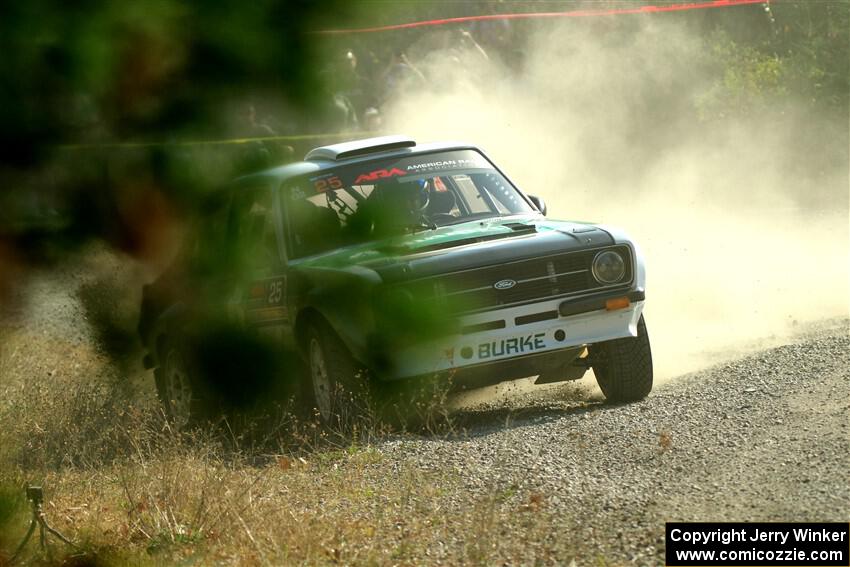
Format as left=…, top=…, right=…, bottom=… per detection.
left=528, top=194, right=547, bottom=216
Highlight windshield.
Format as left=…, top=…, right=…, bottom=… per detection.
left=283, top=149, right=534, bottom=258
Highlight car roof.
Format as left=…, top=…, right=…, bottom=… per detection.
left=233, top=135, right=482, bottom=187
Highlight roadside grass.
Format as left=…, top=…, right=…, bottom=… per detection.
left=0, top=325, right=563, bottom=565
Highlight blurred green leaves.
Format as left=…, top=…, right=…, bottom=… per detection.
left=0, top=0, right=357, bottom=287
left=0, top=0, right=351, bottom=162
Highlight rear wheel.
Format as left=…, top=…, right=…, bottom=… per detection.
left=154, top=338, right=209, bottom=428
left=589, top=314, right=653, bottom=402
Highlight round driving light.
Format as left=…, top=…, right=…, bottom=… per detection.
left=592, top=250, right=626, bottom=284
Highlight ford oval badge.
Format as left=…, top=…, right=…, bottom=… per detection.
left=494, top=279, right=517, bottom=290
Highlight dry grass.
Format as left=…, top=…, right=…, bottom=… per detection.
left=0, top=323, right=562, bottom=566
left=2, top=442, right=562, bottom=565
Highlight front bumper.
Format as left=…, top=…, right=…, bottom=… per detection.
left=387, top=290, right=645, bottom=379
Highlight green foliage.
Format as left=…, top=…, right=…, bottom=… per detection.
left=696, top=31, right=787, bottom=120
left=696, top=4, right=849, bottom=121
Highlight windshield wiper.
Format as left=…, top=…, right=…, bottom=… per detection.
left=408, top=219, right=437, bottom=233
left=439, top=212, right=500, bottom=226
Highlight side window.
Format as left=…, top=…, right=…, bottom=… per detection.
left=231, top=185, right=280, bottom=272
left=191, top=194, right=231, bottom=272
left=284, top=182, right=348, bottom=258
left=200, top=195, right=231, bottom=251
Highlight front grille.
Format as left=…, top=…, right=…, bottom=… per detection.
left=405, top=245, right=633, bottom=314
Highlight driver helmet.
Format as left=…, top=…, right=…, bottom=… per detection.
left=410, top=178, right=431, bottom=211
left=372, top=177, right=431, bottom=229
left=389, top=178, right=430, bottom=221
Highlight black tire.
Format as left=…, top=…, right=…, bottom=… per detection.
left=304, top=320, right=371, bottom=427
left=589, top=314, right=653, bottom=402
left=154, top=336, right=214, bottom=428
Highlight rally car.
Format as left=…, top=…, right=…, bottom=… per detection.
left=138, top=135, right=652, bottom=426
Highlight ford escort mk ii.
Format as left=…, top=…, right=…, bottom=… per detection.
left=139, top=135, right=652, bottom=424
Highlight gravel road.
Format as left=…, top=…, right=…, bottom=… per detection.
left=378, top=319, right=850, bottom=564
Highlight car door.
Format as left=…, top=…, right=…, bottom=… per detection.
left=228, top=181, right=292, bottom=345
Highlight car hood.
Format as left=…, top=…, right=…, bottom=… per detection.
left=292, top=215, right=615, bottom=283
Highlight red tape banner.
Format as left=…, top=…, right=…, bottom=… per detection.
left=316, top=0, right=767, bottom=35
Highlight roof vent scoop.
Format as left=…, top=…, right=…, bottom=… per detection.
left=304, top=135, right=416, bottom=162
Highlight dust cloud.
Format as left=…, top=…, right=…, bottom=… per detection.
left=382, top=20, right=849, bottom=381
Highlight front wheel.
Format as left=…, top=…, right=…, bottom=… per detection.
left=305, top=321, right=371, bottom=428
left=589, top=314, right=653, bottom=402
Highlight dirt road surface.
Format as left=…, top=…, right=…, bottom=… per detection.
left=380, top=320, right=850, bottom=563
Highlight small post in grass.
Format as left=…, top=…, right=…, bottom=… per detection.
left=10, top=485, right=77, bottom=563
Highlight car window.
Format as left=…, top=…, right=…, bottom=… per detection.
left=231, top=185, right=280, bottom=271
left=479, top=173, right=521, bottom=214
left=187, top=192, right=231, bottom=268
left=452, top=174, right=490, bottom=214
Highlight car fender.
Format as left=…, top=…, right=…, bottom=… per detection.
left=294, top=265, right=381, bottom=362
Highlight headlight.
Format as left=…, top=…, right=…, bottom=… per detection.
left=592, top=250, right=626, bottom=284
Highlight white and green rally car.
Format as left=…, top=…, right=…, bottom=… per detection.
left=139, top=135, right=652, bottom=426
